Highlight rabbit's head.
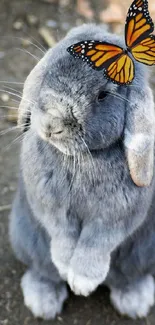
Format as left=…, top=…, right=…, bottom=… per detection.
left=18, top=24, right=155, bottom=187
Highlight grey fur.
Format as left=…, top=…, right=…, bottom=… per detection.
left=10, top=24, right=155, bottom=319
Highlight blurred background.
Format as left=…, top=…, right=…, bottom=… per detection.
left=0, top=1, right=155, bottom=324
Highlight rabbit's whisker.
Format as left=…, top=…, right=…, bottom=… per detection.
left=15, top=48, right=40, bottom=62
left=2, top=132, right=25, bottom=153
left=108, top=91, right=153, bottom=123
left=0, top=115, right=18, bottom=119
left=0, top=81, right=24, bottom=85
left=10, top=99, right=32, bottom=110
left=0, top=89, right=23, bottom=101
left=27, top=34, right=46, bottom=52
left=16, top=38, right=45, bottom=55
left=0, top=105, right=19, bottom=110
left=0, top=89, right=36, bottom=105
left=10, top=98, right=20, bottom=104
left=0, top=124, right=25, bottom=136
left=107, top=91, right=131, bottom=104
left=0, top=110, right=31, bottom=121
left=63, top=150, right=76, bottom=200
left=1, top=35, right=46, bottom=53
left=80, top=136, right=96, bottom=185
left=77, top=148, right=82, bottom=190
left=3, top=86, right=23, bottom=96
left=0, top=110, right=31, bottom=119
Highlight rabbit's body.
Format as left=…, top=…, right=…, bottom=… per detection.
left=10, top=24, right=155, bottom=319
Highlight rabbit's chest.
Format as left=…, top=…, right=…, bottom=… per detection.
left=23, top=136, right=131, bottom=221
left=53, top=150, right=130, bottom=219
left=69, top=162, right=127, bottom=215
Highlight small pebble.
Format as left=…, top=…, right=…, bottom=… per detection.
left=1, top=93, right=10, bottom=103
left=21, top=37, right=32, bottom=47
left=46, top=19, right=58, bottom=28
left=26, top=14, right=39, bottom=27
left=11, top=269, right=17, bottom=274
left=1, top=187, right=9, bottom=195
left=13, top=20, right=24, bottom=30
left=39, top=27, right=56, bottom=47
left=61, top=22, right=70, bottom=31
left=0, top=204, right=12, bottom=212
left=1, top=320, right=9, bottom=325
left=57, top=316, right=63, bottom=322
left=9, top=185, right=16, bottom=191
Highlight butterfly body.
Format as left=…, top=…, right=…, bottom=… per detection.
left=67, top=0, right=155, bottom=85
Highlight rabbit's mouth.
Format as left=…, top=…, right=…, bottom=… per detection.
left=38, top=125, right=87, bottom=156
left=33, top=112, right=87, bottom=155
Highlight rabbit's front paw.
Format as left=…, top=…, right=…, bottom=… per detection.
left=68, top=268, right=102, bottom=296
left=51, top=237, right=77, bottom=280
left=68, top=255, right=110, bottom=296
left=52, top=258, right=69, bottom=281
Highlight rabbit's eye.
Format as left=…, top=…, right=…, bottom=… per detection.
left=97, top=91, right=108, bottom=101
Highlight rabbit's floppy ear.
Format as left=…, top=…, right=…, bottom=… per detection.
left=124, top=86, right=155, bottom=187
left=18, top=55, right=49, bottom=131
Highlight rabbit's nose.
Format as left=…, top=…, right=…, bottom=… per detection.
left=46, top=120, right=64, bottom=137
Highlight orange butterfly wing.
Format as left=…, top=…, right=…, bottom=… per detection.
left=104, top=54, right=134, bottom=85
left=125, top=0, right=154, bottom=48
left=131, top=35, right=155, bottom=65
left=67, top=41, right=134, bottom=85
left=67, top=1, right=155, bottom=85
left=67, top=41, right=124, bottom=70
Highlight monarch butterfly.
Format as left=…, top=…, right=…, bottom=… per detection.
left=67, top=0, right=155, bottom=85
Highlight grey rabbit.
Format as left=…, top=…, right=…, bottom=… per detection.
left=10, top=24, right=155, bottom=320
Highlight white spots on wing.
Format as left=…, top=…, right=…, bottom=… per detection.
left=133, top=12, right=136, bottom=16
left=84, top=41, right=88, bottom=44
left=138, top=7, right=142, bottom=11
left=81, top=49, right=85, bottom=54
left=82, top=45, right=85, bottom=48
left=130, top=12, right=133, bottom=16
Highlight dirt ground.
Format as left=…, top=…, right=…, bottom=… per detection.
left=1, top=1, right=155, bottom=324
